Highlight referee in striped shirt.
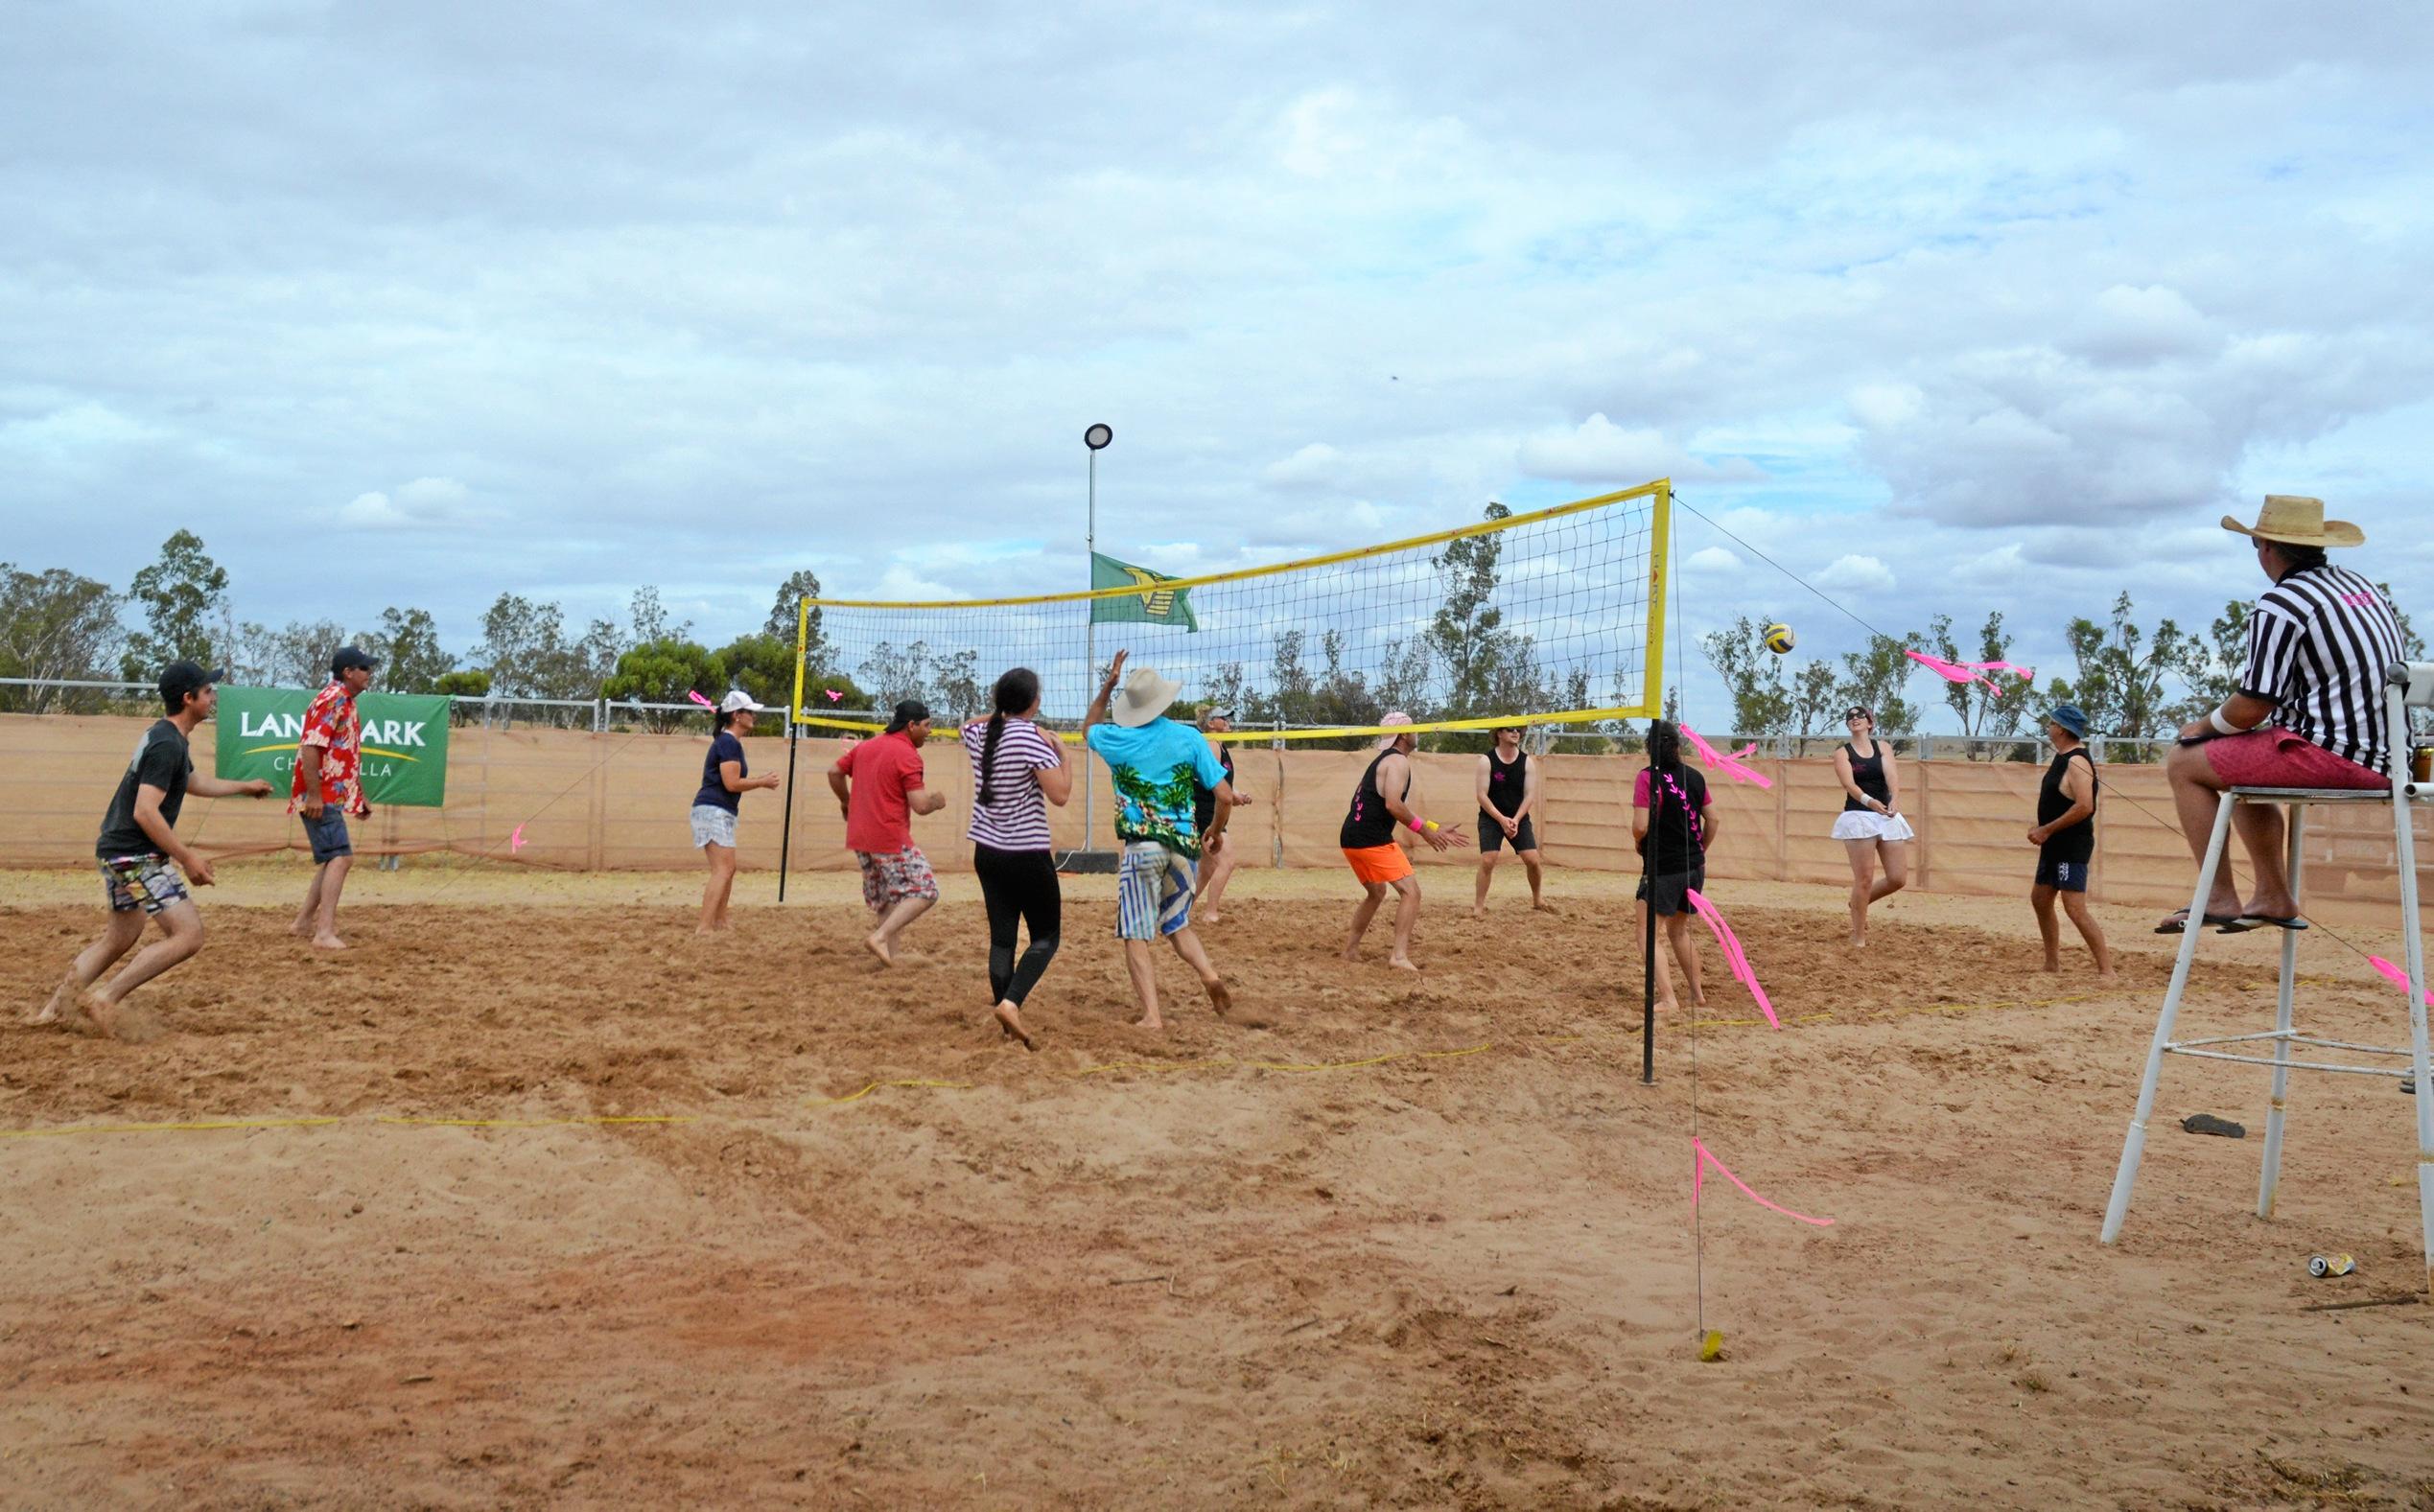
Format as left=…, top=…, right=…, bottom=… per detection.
left=2161, top=495, right=2405, bottom=935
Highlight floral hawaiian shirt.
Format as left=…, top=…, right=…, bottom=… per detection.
left=289, top=680, right=369, bottom=816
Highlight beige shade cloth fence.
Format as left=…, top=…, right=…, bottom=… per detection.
left=4, top=713, right=2428, bottom=925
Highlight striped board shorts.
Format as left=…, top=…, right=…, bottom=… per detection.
left=1115, top=840, right=1196, bottom=941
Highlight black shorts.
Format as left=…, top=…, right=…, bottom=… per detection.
left=1479, top=812, right=1537, bottom=853
left=2034, top=852, right=2091, bottom=894
left=1635, top=865, right=1704, bottom=917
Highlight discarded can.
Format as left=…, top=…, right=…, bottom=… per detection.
left=2307, top=1253, right=2355, bottom=1278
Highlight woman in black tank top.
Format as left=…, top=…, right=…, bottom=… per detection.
left=1830, top=706, right=1911, bottom=948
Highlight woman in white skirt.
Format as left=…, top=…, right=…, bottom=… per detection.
left=1831, top=705, right=1910, bottom=947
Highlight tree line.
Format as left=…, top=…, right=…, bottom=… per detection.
left=0, top=531, right=857, bottom=728
left=1702, top=589, right=2424, bottom=752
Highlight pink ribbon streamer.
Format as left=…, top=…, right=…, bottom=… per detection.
left=509, top=823, right=527, bottom=854
left=1693, top=1138, right=1835, bottom=1227
left=1684, top=887, right=1778, bottom=1028
left=1903, top=650, right=2037, bottom=696
left=2368, top=955, right=2434, bottom=1008
left=1681, top=723, right=1772, bottom=789
left=687, top=690, right=716, bottom=709
left=825, top=688, right=844, bottom=703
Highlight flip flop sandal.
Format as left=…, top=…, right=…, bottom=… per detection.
left=2156, top=911, right=2243, bottom=935
left=2180, top=1113, right=2247, bottom=1138
left=2226, top=915, right=2309, bottom=932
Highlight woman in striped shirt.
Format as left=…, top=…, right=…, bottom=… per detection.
left=964, top=667, right=1073, bottom=1048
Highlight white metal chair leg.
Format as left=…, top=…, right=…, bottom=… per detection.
left=2393, top=770, right=2434, bottom=1293
left=2258, top=803, right=2305, bottom=1220
left=2103, top=791, right=2236, bottom=1244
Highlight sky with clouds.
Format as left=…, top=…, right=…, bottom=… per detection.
left=5, top=1, right=2429, bottom=726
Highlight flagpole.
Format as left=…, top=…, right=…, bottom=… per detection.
left=1083, top=424, right=1112, bottom=853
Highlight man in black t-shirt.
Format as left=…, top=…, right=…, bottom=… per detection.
left=33, top=661, right=273, bottom=1039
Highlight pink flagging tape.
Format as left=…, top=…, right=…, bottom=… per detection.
left=1904, top=650, right=2037, bottom=695
left=687, top=689, right=717, bottom=709
left=1680, top=723, right=1772, bottom=789
left=2368, top=956, right=2434, bottom=1008
left=1693, top=1138, right=1835, bottom=1227
left=1685, top=888, right=1779, bottom=1028
left=509, top=823, right=527, bottom=853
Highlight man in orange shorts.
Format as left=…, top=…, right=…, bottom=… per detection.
left=1340, top=711, right=1468, bottom=970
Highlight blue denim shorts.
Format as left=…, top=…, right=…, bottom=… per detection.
left=303, top=808, right=352, bottom=863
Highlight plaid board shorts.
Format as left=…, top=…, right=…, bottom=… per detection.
left=98, top=852, right=192, bottom=915
left=855, top=845, right=940, bottom=910
left=1115, top=840, right=1196, bottom=941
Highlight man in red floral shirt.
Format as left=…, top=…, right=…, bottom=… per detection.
left=291, top=645, right=376, bottom=949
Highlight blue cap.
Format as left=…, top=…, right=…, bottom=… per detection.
left=2048, top=704, right=2088, bottom=738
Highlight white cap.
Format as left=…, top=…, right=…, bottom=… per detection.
left=718, top=689, right=768, bottom=713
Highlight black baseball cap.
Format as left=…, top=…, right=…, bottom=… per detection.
left=158, top=660, right=224, bottom=710
left=884, top=699, right=931, bottom=733
left=331, top=645, right=378, bottom=674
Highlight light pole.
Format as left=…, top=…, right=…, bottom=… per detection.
left=1083, top=423, right=1112, bottom=850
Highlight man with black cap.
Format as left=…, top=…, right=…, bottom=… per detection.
left=2027, top=703, right=2113, bottom=977
left=33, top=661, right=274, bottom=1037
left=829, top=700, right=948, bottom=965
left=290, top=645, right=377, bottom=949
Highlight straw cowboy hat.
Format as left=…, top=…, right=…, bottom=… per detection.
left=1111, top=665, right=1183, bottom=728
left=2221, top=495, right=2365, bottom=549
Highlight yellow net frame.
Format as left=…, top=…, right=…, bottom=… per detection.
left=789, top=478, right=1670, bottom=743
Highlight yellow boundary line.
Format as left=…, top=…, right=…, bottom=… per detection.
left=2, top=987, right=2099, bottom=1137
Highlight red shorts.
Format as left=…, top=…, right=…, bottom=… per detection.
left=1344, top=844, right=1414, bottom=885
left=2202, top=728, right=2387, bottom=791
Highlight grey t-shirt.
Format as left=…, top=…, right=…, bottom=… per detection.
left=95, top=718, right=193, bottom=859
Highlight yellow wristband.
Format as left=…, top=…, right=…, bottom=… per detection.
left=1424, top=820, right=1439, bottom=833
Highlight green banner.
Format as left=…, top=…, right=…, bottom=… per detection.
left=1090, top=552, right=1198, bottom=631
left=214, top=686, right=453, bottom=807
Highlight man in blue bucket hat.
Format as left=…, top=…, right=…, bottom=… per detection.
left=2026, top=703, right=2113, bottom=977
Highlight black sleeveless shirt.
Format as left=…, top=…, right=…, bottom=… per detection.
left=2037, top=748, right=2097, bottom=864
left=1482, top=748, right=1527, bottom=820
left=1193, top=744, right=1237, bottom=833
left=1842, top=740, right=1891, bottom=811
left=1341, top=750, right=1401, bottom=849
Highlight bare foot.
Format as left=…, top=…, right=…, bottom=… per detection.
left=78, top=990, right=150, bottom=1041
left=2095, top=967, right=2119, bottom=981
left=994, top=1002, right=1036, bottom=1051
left=311, top=934, right=348, bottom=952
left=1200, top=910, right=1223, bottom=925
left=290, top=921, right=313, bottom=939
left=863, top=934, right=895, bottom=967
left=1533, top=899, right=1556, bottom=914
left=2040, top=959, right=2060, bottom=973
left=1470, top=906, right=1487, bottom=919
left=1133, top=1013, right=1166, bottom=1031
left=1340, top=947, right=1361, bottom=964
left=1388, top=957, right=1420, bottom=973
left=1205, top=979, right=1232, bottom=1016
left=29, top=979, right=74, bottom=1026
left=694, top=926, right=719, bottom=938
left=1689, top=990, right=1707, bottom=1009
left=1655, top=997, right=1679, bottom=1012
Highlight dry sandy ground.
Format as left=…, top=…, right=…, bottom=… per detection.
left=3, top=863, right=2431, bottom=1509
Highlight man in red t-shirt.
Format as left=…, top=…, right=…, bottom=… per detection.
left=291, top=646, right=376, bottom=950
left=829, top=700, right=948, bottom=965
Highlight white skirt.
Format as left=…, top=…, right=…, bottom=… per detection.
left=1831, top=810, right=1914, bottom=843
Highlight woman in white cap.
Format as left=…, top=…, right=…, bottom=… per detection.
left=693, top=690, right=783, bottom=934
left=1832, top=704, right=1911, bottom=947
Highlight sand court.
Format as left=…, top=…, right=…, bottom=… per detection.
left=5, top=867, right=2431, bottom=1507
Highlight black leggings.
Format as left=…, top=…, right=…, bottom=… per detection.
left=972, top=844, right=1062, bottom=1007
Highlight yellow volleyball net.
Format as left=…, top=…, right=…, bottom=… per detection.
left=788, top=479, right=1670, bottom=743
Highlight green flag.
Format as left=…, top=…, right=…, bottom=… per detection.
left=214, top=686, right=454, bottom=807
left=1089, top=552, right=1198, bottom=631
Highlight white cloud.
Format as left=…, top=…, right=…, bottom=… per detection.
left=1516, top=414, right=1765, bottom=486
left=339, top=476, right=468, bottom=530
left=1685, top=546, right=1741, bottom=575
left=1815, top=554, right=1896, bottom=594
